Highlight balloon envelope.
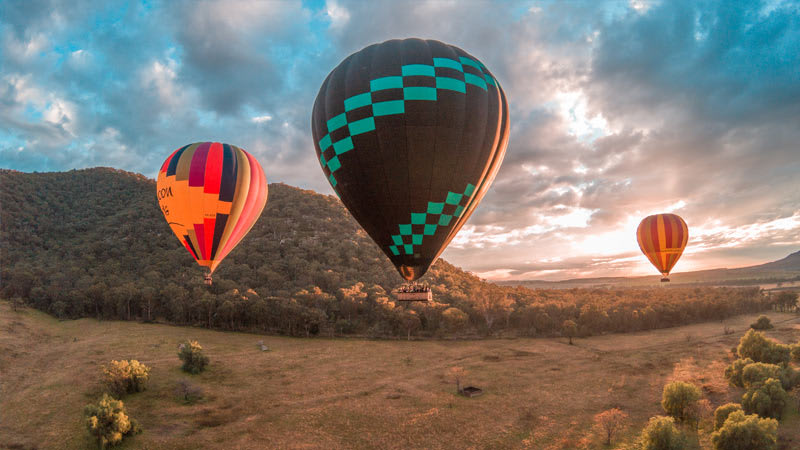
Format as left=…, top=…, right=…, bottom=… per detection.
left=636, top=213, right=688, bottom=277
left=311, top=38, right=509, bottom=280
left=156, top=142, right=267, bottom=273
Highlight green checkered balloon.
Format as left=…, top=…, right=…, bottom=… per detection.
left=311, top=38, right=509, bottom=281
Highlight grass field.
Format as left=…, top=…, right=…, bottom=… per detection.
left=1, top=301, right=798, bottom=450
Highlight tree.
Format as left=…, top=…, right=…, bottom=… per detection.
left=710, top=410, right=778, bottom=450
left=737, top=330, right=791, bottom=365
left=178, top=340, right=209, bottom=374
left=714, top=403, right=743, bottom=431
left=448, top=366, right=466, bottom=394
left=773, top=291, right=798, bottom=312
left=9, top=296, right=24, bottom=312
left=661, top=381, right=702, bottom=423
left=401, top=310, right=421, bottom=340
left=562, top=319, right=578, bottom=345
left=686, top=398, right=713, bottom=430
left=593, top=408, right=628, bottom=445
left=472, top=286, right=513, bottom=332
left=750, top=315, right=773, bottom=330
left=637, top=416, right=686, bottom=450
left=742, top=378, right=788, bottom=419
left=441, top=307, right=469, bottom=333
left=102, top=360, right=150, bottom=397
left=84, top=394, right=140, bottom=448
left=174, top=379, right=203, bottom=404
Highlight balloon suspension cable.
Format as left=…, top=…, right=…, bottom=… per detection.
left=204, top=271, right=213, bottom=286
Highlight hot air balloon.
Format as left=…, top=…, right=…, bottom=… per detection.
left=311, top=38, right=509, bottom=293
left=157, top=142, right=267, bottom=284
left=636, top=213, right=688, bottom=282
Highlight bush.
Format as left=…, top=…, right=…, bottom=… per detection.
left=711, top=410, right=777, bottom=450
left=102, top=360, right=150, bottom=397
left=724, top=358, right=755, bottom=387
left=174, top=379, right=203, bottom=404
left=637, top=416, right=687, bottom=450
left=714, top=403, right=743, bottom=431
left=661, top=381, right=702, bottom=423
left=742, top=378, right=789, bottom=419
left=85, top=394, right=140, bottom=448
left=750, top=315, right=773, bottom=330
left=178, top=340, right=209, bottom=374
left=737, top=330, right=791, bottom=364
left=741, top=362, right=791, bottom=390
left=792, top=343, right=800, bottom=363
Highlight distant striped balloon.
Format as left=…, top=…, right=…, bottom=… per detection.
left=157, top=142, right=267, bottom=275
left=636, top=213, right=688, bottom=281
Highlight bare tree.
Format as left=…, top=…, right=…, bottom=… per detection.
left=593, top=408, right=628, bottom=445
left=448, top=366, right=466, bottom=394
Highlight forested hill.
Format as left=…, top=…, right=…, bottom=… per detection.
left=0, top=166, right=446, bottom=298
left=0, top=168, right=776, bottom=338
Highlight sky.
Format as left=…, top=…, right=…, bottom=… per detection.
left=1, top=0, right=799, bottom=281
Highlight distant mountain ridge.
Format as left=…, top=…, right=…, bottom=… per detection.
left=498, top=251, right=800, bottom=289
left=746, top=250, right=800, bottom=272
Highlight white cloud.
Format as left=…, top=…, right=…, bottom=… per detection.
left=251, top=115, right=273, bottom=123
left=140, top=59, right=184, bottom=108
left=2, top=30, right=48, bottom=63
left=326, top=0, right=351, bottom=28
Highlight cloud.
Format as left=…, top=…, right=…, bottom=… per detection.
left=0, top=0, right=798, bottom=279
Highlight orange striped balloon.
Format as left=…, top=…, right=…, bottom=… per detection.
left=156, top=142, right=267, bottom=275
left=636, top=213, right=688, bottom=281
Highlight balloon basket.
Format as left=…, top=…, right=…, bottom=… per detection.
left=394, top=284, right=432, bottom=302
left=204, top=273, right=213, bottom=286
left=660, top=277, right=670, bottom=283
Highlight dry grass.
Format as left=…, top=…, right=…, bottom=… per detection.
left=1, top=302, right=798, bottom=450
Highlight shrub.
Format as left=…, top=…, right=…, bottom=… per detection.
left=750, top=315, right=773, bottom=330
left=724, top=358, right=755, bottom=387
left=713, top=403, right=743, bottom=431
left=742, top=378, right=789, bottom=419
left=741, top=362, right=790, bottom=390
left=178, top=340, right=209, bottom=374
left=661, top=381, right=701, bottom=423
left=174, top=379, right=203, bottom=404
left=792, top=343, right=800, bottom=363
left=711, top=410, right=777, bottom=450
left=737, top=330, right=791, bottom=364
left=593, top=408, right=628, bottom=445
left=102, top=360, right=150, bottom=397
left=637, top=416, right=687, bottom=450
left=84, top=394, right=140, bottom=448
